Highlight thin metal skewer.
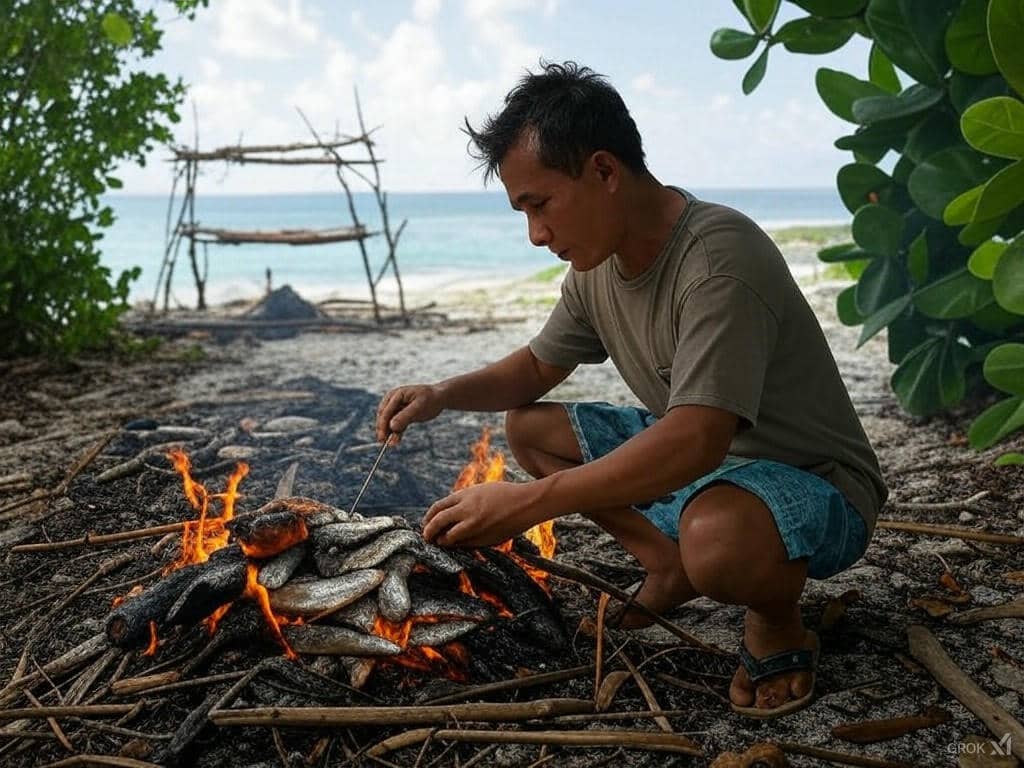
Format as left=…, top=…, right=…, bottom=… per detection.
left=348, top=436, right=391, bottom=515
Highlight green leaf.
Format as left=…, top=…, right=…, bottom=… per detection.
left=908, top=229, right=929, bottom=283
left=790, top=0, right=868, bottom=16
left=945, top=0, right=998, bottom=75
left=968, top=395, right=1024, bottom=448
left=852, top=204, right=904, bottom=255
left=974, top=159, right=1024, bottom=220
left=856, top=255, right=907, bottom=314
left=865, top=0, right=959, bottom=86
left=851, top=84, right=945, bottom=125
left=869, top=43, right=901, bottom=93
left=892, top=335, right=971, bottom=416
left=815, top=68, right=889, bottom=122
left=950, top=72, right=1013, bottom=114
left=970, top=300, right=1024, bottom=332
left=989, top=0, right=1024, bottom=98
left=710, top=28, right=761, bottom=59
left=984, top=342, right=1024, bottom=394
left=994, top=452, right=1024, bottom=465
left=858, top=294, right=911, bottom=347
left=743, top=0, right=780, bottom=33
left=944, top=183, right=984, bottom=225
left=993, top=236, right=1024, bottom=312
left=775, top=17, right=856, bottom=54
left=907, top=146, right=993, bottom=220
left=837, top=284, right=866, bottom=326
left=913, top=267, right=994, bottom=318
left=961, top=96, right=1024, bottom=159
left=836, top=163, right=893, bottom=214
left=968, top=238, right=1010, bottom=278
left=903, top=111, right=963, bottom=164
left=742, top=46, right=770, bottom=94
left=101, top=12, right=133, bottom=46
left=960, top=214, right=1008, bottom=245
left=819, top=242, right=871, bottom=262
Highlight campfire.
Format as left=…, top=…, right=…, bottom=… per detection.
left=105, top=430, right=564, bottom=686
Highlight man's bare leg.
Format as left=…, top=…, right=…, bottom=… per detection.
left=505, top=404, right=697, bottom=619
left=679, top=484, right=815, bottom=711
left=506, top=404, right=814, bottom=711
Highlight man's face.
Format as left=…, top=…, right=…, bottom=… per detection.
left=498, top=136, right=623, bottom=272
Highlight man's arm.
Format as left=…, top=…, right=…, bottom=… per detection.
left=377, top=346, right=572, bottom=441
left=537, top=404, right=737, bottom=514
left=422, top=403, right=739, bottom=546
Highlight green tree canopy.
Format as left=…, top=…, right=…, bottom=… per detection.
left=0, top=0, right=205, bottom=356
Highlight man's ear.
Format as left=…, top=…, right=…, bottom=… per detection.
left=590, top=151, right=619, bottom=190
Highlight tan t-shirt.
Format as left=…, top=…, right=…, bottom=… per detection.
left=529, top=189, right=887, bottom=535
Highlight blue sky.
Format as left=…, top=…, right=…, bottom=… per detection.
left=118, top=0, right=873, bottom=194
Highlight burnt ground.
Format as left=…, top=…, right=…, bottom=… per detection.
left=0, top=282, right=1022, bottom=768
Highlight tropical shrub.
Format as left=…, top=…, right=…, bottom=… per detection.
left=711, top=0, right=1024, bottom=460
left=0, top=0, right=205, bottom=357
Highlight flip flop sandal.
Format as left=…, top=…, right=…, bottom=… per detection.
left=730, top=631, right=819, bottom=719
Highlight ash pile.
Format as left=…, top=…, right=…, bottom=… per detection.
left=106, top=494, right=569, bottom=687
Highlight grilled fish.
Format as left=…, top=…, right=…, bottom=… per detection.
left=318, top=528, right=422, bottom=574
left=408, top=619, right=479, bottom=647
left=312, top=517, right=402, bottom=549
left=283, top=624, right=401, bottom=656
left=257, top=543, right=307, bottom=590
left=378, top=553, right=415, bottom=622
left=269, top=569, right=384, bottom=617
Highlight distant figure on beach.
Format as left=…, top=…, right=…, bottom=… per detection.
left=375, top=61, right=887, bottom=719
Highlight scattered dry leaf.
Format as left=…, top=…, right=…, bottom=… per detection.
left=820, top=598, right=847, bottom=631
left=909, top=597, right=956, bottom=618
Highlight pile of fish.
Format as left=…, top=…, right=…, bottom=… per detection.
left=105, top=497, right=565, bottom=668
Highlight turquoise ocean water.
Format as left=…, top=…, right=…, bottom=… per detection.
left=102, top=189, right=848, bottom=307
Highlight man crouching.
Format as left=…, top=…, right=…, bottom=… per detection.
left=375, top=61, right=887, bottom=718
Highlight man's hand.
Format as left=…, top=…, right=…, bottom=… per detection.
left=422, top=481, right=548, bottom=548
left=376, top=384, right=445, bottom=443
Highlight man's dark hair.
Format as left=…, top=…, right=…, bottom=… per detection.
left=464, top=61, right=647, bottom=184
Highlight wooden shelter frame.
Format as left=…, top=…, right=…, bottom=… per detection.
left=153, top=99, right=408, bottom=325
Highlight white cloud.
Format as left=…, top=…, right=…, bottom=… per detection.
left=215, top=0, right=320, bottom=60
left=413, top=0, right=443, bottom=21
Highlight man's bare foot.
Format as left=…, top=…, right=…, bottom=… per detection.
left=729, top=610, right=817, bottom=714
left=611, top=567, right=695, bottom=629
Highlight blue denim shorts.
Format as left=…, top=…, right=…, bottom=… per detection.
left=565, top=402, right=868, bottom=580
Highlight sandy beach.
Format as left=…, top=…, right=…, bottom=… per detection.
left=1, top=232, right=1022, bottom=766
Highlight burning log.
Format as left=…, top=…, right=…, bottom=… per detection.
left=163, top=549, right=247, bottom=626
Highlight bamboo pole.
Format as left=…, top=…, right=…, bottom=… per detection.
left=369, top=728, right=702, bottom=758
left=210, top=698, right=595, bottom=728
left=876, top=520, right=1024, bottom=545
left=12, top=521, right=189, bottom=553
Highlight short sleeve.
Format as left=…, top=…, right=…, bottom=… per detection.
left=667, top=275, right=779, bottom=427
left=528, top=277, right=608, bottom=369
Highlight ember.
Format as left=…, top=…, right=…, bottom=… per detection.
left=105, top=430, right=568, bottom=687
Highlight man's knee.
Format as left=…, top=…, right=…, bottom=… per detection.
left=504, top=403, right=580, bottom=477
left=677, top=502, right=739, bottom=593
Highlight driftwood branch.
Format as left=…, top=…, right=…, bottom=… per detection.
left=368, top=728, right=702, bottom=758
left=888, top=491, right=991, bottom=512
left=876, top=519, right=1024, bottom=545
left=210, top=698, right=595, bottom=728
left=776, top=741, right=921, bottom=768
left=907, top=624, right=1024, bottom=760
left=832, top=706, right=951, bottom=744
left=0, top=704, right=136, bottom=722
left=947, top=598, right=1024, bottom=625
left=12, top=521, right=191, bottom=553
left=515, top=552, right=720, bottom=653
left=171, top=137, right=370, bottom=160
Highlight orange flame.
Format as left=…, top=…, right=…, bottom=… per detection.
left=451, top=429, right=556, bottom=589
left=243, top=564, right=297, bottom=660
left=143, top=621, right=159, bottom=657
left=371, top=614, right=469, bottom=681
left=166, top=449, right=248, bottom=571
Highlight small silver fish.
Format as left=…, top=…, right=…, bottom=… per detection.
left=269, top=569, right=384, bottom=617
left=312, top=517, right=400, bottom=549
left=413, top=541, right=464, bottom=575
left=283, top=624, right=401, bottom=656
left=408, top=620, right=479, bottom=647
left=329, top=595, right=378, bottom=633
left=257, top=543, right=307, bottom=590
left=338, top=529, right=422, bottom=572
left=378, top=553, right=415, bottom=622
left=410, top=592, right=493, bottom=622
